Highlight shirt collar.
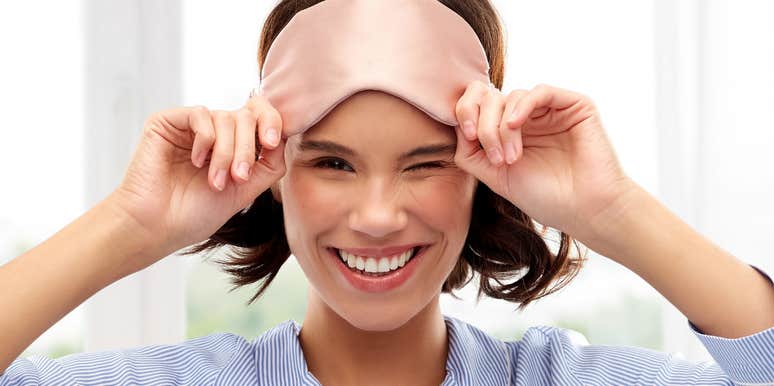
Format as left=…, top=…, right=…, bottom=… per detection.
left=256, top=315, right=512, bottom=385
left=442, top=314, right=513, bottom=385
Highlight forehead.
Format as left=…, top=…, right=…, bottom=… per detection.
left=298, top=90, right=454, bottom=144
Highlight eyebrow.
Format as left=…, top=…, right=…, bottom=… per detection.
left=298, top=139, right=456, bottom=161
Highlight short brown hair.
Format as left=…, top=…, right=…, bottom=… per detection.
left=181, top=0, right=585, bottom=310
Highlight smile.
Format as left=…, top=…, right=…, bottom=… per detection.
left=327, top=245, right=430, bottom=292
left=337, top=247, right=418, bottom=276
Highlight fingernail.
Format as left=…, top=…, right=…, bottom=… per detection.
left=237, top=162, right=251, bottom=180
left=509, top=110, right=519, bottom=122
left=265, top=128, right=279, bottom=146
left=487, top=147, right=503, bottom=165
left=214, top=169, right=227, bottom=191
left=462, top=120, right=476, bottom=138
left=195, top=152, right=207, bottom=168
left=505, top=144, right=517, bottom=164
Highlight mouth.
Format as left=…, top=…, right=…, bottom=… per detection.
left=336, top=246, right=420, bottom=276
left=326, top=245, right=430, bottom=292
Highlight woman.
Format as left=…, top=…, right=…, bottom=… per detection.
left=1, top=0, right=772, bottom=385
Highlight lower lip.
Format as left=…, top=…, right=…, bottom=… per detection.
left=329, top=246, right=427, bottom=293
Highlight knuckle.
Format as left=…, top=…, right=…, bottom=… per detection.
left=244, top=98, right=261, bottom=115
left=455, top=103, right=469, bottom=120
left=580, top=93, right=595, bottom=105
left=143, top=111, right=165, bottom=128
left=472, top=79, right=490, bottom=90
left=484, top=88, right=503, bottom=102
left=508, top=89, right=527, bottom=99
left=247, top=100, right=283, bottom=128
left=212, top=149, right=234, bottom=164
left=192, top=105, right=209, bottom=114
left=236, top=141, right=254, bottom=156
left=580, top=96, right=599, bottom=114
left=262, top=109, right=283, bottom=132
left=236, top=107, right=256, bottom=122
left=212, top=110, right=230, bottom=122
left=534, top=83, right=552, bottom=93
left=478, top=127, right=496, bottom=143
left=141, top=123, right=158, bottom=139
left=197, top=130, right=216, bottom=143
left=249, top=92, right=268, bottom=104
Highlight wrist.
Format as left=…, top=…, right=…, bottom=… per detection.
left=98, top=193, right=171, bottom=277
left=574, top=182, right=653, bottom=263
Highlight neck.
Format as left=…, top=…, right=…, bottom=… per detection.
left=299, top=288, right=449, bottom=386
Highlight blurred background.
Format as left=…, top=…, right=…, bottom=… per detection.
left=1, top=0, right=772, bottom=363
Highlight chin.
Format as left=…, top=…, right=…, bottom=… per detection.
left=341, top=309, right=414, bottom=332
left=332, top=297, right=427, bottom=332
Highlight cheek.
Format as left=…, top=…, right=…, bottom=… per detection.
left=280, top=168, right=348, bottom=246
left=406, top=174, right=476, bottom=234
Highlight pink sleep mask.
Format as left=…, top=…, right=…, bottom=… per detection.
left=257, top=0, right=491, bottom=137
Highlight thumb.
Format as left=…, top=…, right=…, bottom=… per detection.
left=453, top=124, right=498, bottom=186
left=235, top=138, right=287, bottom=205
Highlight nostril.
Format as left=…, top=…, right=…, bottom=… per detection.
left=347, top=210, right=408, bottom=239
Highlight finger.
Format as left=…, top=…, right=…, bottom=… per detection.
left=507, top=84, right=583, bottom=130
left=453, top=123, right=497, bottom=186
left=236, top=137, right=288, bottom=202
left=476, top=88, right=507, bottom=166
left=500, top=90, right=527, bottom=164
left=189, top=106, right=215, bottom=168
left=246, top=95, right=283, bottom=149
left=455, top=80, right=490, bottom=141
left=209, top=111, right=236, bottom=192
left=232, top=108, right=257, bottom=183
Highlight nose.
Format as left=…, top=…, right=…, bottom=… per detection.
left=348, top=178, right=408, bottom=239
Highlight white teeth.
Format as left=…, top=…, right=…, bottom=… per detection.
left=390, top=255, right=399, bottom=270
left=365, top=258, right=378, bottom=273
left=337, top=248, right=418, bottom=274
left=378, top=258, right=390, bottom=273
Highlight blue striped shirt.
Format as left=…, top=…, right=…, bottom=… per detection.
left=3, top=267, right=773, bottom=385
left=2, top=314, right=772, bottom=385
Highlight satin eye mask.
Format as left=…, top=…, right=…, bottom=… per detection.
left=258, top=0, right=491, bottom=138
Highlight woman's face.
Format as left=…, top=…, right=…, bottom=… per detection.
left=276, top=90, right=477, bottom=331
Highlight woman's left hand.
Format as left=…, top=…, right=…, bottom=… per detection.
left=453, top=82, right=638, bottom=240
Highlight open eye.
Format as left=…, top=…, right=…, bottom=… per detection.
left=313, top=157, right=354, bottom=172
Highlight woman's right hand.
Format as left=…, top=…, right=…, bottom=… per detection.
left=108, top=94, right=286, bottom=269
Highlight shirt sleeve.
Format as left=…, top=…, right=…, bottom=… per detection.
left=0, top=332, right=250, bottom=386
left=515, top=326, right=733, bottom=385
left=513, top=265, right=774, bottom=386
left=687, top=265, right=774, bottom=385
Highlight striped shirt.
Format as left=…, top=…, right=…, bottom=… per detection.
left=2, top=268, right=773, bottom=385
left=2, top=316, right=772, bottom=385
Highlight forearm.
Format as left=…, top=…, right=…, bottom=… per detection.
left=580, top=186, right=774, bottom=339
left=0, top=196, right=156, bottom=373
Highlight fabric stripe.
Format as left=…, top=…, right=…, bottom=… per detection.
left=2, top=314, right=772, bottom=385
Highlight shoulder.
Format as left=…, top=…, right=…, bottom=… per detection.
left=1, top=332, right=257, bottom=386
left=444, top=316, right=731, bottom=386
left=519, top=325, right=739, bottom=385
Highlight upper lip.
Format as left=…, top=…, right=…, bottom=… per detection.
left=334, top=244, right=426, bottom=257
